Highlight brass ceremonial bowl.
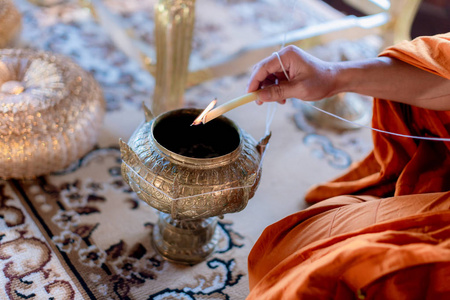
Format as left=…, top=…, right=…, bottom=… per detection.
left=120, top=107, right=269, bottom=264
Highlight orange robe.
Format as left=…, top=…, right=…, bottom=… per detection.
left=305, top=33, right=450, bottom=202
left=247, top=33, right=450, bottom=299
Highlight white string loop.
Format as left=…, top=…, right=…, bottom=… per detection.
left=273, top=51, right=290, bottom=82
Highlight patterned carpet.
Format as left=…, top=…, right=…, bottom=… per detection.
left=2, top=148, right=251, bottom=299
left=1, top=0, right=376, bottom=299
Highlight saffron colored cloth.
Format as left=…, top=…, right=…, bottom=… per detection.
left=305, top=33, right=450, bottom=203
left=247, top=34, right=450, bottom=299
left=247, top=193, right=450, bottom=299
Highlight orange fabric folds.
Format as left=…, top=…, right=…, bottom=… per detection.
left=248, top=34, right=450, bottom=300
left=247, top=193, right=450, bottom=299
left=305, top=33, right=450, bottom=203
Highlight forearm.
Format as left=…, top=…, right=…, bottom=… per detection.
left=334, top=57, right=450, bottom=111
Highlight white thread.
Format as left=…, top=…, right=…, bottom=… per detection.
left=265, top=0, right=297, bottom=137
left=273, top=52, right=290, bottom=81
left=273, top=50, right=450, bottom=142
left=302, top=101, right=450, bottom=141
left=265, top=100, right=277, bottom=135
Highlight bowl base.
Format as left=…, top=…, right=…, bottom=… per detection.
left=152, top=212, right=220, bottom=265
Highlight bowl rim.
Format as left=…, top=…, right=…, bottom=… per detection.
left=150, top=108, right=244, bottom=167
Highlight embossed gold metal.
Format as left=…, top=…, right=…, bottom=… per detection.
left=0, top=49, right=105, bottom=179
left=152, top=0, right=196, bottom=116
left=120, top=107, right=270, bottom=264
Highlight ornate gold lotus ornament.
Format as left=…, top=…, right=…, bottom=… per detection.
left=0, top=49, right=105, bottom=179
left=120, top=107, right=270, bottom=264
left=0, top=0, right=22, bottom=48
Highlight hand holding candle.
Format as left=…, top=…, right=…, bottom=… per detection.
left=192, top=91, right=260, bottom=125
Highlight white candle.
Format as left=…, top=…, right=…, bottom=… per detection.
left=202, top=91, right=260, bottom=124
left=191, top=99, right=217, bottom=125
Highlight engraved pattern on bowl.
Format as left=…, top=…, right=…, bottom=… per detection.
left=120, top=109, right=263, bottom=220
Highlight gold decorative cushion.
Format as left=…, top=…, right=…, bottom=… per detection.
left=0, top=0, right=22, bottom=48
left=0, top=49, right=105, bottom=179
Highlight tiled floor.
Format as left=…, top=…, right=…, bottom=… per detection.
left=323, top=0, right=450, bottom=38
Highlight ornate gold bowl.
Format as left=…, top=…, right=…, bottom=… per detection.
left=120, top=107, right=270, bottom=264
left=0, top=49, right=105, bottom=179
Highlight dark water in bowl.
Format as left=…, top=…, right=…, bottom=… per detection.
left=153, top=112, right=240, bottom=158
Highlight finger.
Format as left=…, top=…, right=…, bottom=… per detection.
left=259, top=81, right=293, bottom=102
left=256, top=99, right=286, bottom=106
left=261, top=73, right=289, bottom=89
left=260, top=77, right=276, bottom=89
left=265, top=73, right=279, bottom=82
left=247, top=53, right=288, bottom=93
left=258, top=84, right=283, bottom=102
left=273, top=71, right=289, bottom=82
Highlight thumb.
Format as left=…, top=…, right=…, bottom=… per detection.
left=258, top=83, right=291, bottom=102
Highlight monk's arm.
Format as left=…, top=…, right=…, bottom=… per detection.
left=334, top=56, right=450, bottom=111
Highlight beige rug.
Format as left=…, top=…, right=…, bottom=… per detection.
left=1, top=0, right=376, bottom=298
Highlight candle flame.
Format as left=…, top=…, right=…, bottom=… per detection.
left=191, top=99, right=217, bottom=126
